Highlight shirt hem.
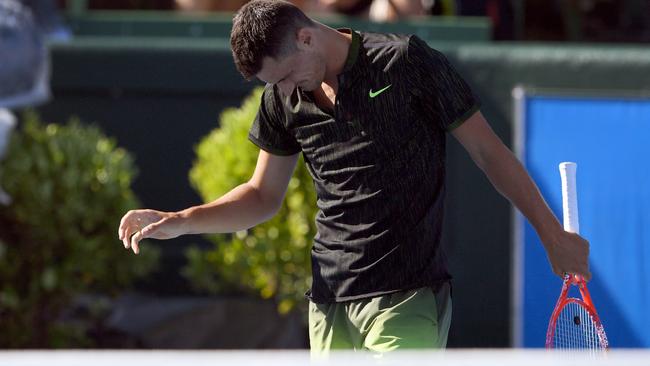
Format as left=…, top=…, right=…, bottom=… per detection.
left=306, top=278, right=452, bottom=304
left=247, top=133, right=301, bottom=156
left=445, top=103, right=481, bottom=132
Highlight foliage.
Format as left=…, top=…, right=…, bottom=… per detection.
left=0, top=112, right=159, bottom=347
left=185, top=88, right=317, bottom=314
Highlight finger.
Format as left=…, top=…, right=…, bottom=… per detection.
left=130, top=231, right=142, bottom=255
left=118, top=211, right=134, bottom=240
left=120, top=216, right=140, bottom=242
left=565, top=266, right=591, bottom=282
left=123, top=224, right=139, bottom=248
left=581, top=269, right=592, bottom=282
left=118, top=221, right=126, bottom=241
left=575, top=260, right=590, bottom=280
left=120, top=224, right=133, bottom=243
left=123, top=227, right=132, bottom=248
left=140, top=222, right=158, bottom=239
left=118, top=216, right=127, bottom=240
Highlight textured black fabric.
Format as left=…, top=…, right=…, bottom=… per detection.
left=248, top=30, right=479, bottom=303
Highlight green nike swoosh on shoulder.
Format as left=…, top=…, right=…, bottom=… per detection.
left=369, top=84, right=392, bottom=98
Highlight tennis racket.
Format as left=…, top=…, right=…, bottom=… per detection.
left=545, top=162, right=608, bottom=351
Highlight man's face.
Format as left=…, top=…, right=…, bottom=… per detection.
left=256, top=45, right=326, bottom=97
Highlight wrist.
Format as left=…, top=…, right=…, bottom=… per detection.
left=537, top=220, right=565, bottom=250
left=173, top=209, right=193, bottom=235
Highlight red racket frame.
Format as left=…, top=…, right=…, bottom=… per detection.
left=545, top=274, right=609, bottom=350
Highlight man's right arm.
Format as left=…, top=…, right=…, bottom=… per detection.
left=118, top=150, right=299, bottom=254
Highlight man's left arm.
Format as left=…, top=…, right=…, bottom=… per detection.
left=451, top=110, right=592, bottom=281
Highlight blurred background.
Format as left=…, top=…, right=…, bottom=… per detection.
left=1, top=0, right=649, bottom=350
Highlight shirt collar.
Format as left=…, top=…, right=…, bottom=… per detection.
left=290, top=29, right=362, bottom=108
left=339, top=28, right=361, bottom=75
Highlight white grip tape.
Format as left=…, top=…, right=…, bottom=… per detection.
left=559, top=162, right=580, bottom=234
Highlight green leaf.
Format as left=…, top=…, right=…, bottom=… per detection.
left=41, top=267, right=57, bottom=291
left=0, top=111, right=160, bottom=347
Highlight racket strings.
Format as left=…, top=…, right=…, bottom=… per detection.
left=553, top=302, right=606, bottom=352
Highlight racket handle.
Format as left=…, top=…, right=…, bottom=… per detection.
left=559, top=162, right=580, bottom=234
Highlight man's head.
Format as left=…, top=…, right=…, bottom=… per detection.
left=230, top=0, right=326, bottom=95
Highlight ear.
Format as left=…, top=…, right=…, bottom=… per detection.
left=296, top=27, right=313, bottom=50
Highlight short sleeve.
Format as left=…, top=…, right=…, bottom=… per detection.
left=407, top=35, right=480, bottom=132
left=248, top=85, right=301, bottom=156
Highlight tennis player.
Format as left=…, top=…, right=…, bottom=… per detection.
left=118, top=0, right=590, bottom=354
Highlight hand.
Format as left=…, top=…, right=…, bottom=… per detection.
left=117, top=209, right=184, bottom=254
left=543, top=231, right=591, bottom=281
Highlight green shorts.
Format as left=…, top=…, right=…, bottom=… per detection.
left=308, top=282, right=452, bottom=355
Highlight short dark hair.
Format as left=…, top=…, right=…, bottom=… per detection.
left=230, top=0, right=315, bottom=80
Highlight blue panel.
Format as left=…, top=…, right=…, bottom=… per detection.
left=520, top=95, right=650, bottom=348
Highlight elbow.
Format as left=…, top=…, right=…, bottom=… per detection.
left=262, top=200, right=283, bottom=221
left=249, top=182, right=284, bottom=222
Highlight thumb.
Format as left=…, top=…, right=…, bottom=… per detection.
left=129, top=223, right=160, bottom=255
left=140, top=222, right=160, bottom=238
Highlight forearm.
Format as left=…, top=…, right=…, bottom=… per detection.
left=452, top=112, right=591, bottom=278
left=177, top=182, right=278, bottom=235
left=478, top=144, right=564, bottom=246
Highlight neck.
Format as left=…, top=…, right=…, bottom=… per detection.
left=318, top=24, right=353, bottom=89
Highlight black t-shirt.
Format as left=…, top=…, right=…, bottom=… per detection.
left=248, top=30, right=479, bottom=303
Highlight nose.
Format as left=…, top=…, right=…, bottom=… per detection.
left=277, top=79, right=295, bottom=97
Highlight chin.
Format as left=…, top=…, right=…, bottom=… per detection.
left=300, top=82, right=319, bottom=92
